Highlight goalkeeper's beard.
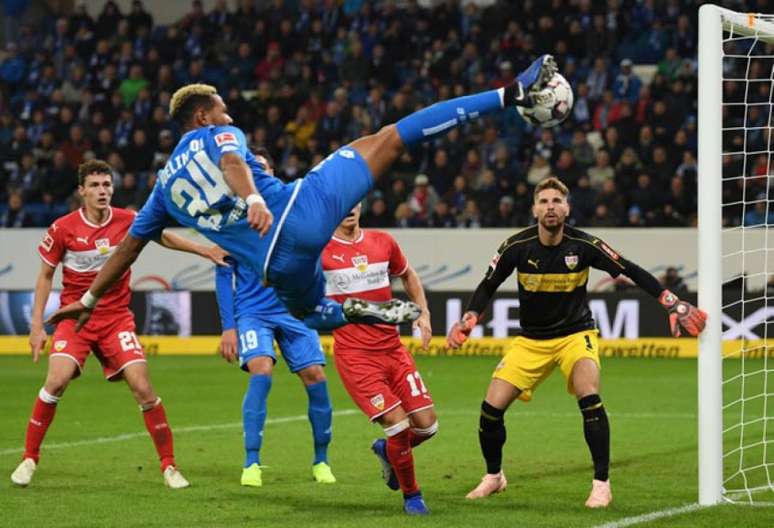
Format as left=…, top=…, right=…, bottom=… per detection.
left=539, top=216, right=564, bottom=233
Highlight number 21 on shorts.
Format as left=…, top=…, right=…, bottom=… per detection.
left=118, top=331, right=142, bottom=352
left=406, top=371, right=428, bottom=397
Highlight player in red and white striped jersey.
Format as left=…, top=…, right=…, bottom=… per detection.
left=11, top=160, right=226, bottom=489
left=321, top=204, right=436, bottom=516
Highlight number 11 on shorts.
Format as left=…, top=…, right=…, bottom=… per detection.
left=406, top=371, right=427, bottom=397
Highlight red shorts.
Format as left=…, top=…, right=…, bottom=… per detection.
left=50, top=311, right=146, bottom=380
left=334, top=344, right=434, bottom=421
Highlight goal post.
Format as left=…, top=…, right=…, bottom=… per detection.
left=699, top=4, right=774, bottom=506
left=698, top=3, right=723, bottom=507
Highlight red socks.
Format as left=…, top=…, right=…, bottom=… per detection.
left=142, top=400, right=176, bottom=471
left=23, top=392, right=59, bottom=463
left=386, top=429, right=419, bottom=495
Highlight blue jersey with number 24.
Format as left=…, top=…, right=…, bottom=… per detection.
left=129, top=125, right=296, bottom=278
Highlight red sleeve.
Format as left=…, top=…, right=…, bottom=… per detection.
left=386, top=233, right=409, bottom=277
left=38, top=223, right=65, bottom=267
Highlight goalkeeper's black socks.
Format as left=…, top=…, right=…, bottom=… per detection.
left=578, top=394, right=610, bottom=481
left=478, top=400, right=507, bottom=474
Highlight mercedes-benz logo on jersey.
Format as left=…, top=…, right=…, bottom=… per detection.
left=352, top=254, right=369, bottom=273
left=333, top=272, right=352, bottom=291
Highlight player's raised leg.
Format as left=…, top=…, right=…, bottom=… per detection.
left=570, top=357, right=612, bottom=508
left=296, top=365, right=335, bottom=484
left=240, top=356, right=274, bottom=487
left=349, top=55, right=557, bottom=183
left=466, top=378, right=520, bottom=500
left=122, top=363, right=188, bottom=489
left=11, top=356, right=77, bottom=487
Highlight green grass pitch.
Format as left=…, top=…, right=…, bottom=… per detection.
left=1, top=355, right=773, bottom=527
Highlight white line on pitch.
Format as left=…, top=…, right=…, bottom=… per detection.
left=591, top=503, right=705, bottom=528
left=0, top=409, right=360, bottom=456
left=436, top=410, right=696, bottom=420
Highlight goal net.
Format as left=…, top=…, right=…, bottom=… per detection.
left=700, top=4, right=774, bottom=506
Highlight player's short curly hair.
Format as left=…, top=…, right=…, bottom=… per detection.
left=533, top=176, right=569, bottom=201
left=78, top=159, right=113, bottom=185
left=169, top=83, right=218, bottom=125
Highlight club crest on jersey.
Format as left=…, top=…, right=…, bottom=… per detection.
left=214, top=132, right=238, bottom=147
left=370, top=394, right=385, bottom=410
left=95, top=238, right=111, bottom=255
left=352, top=254, right=369, bottom=273
left=565, top=254, right=579, bottom=270
left=54, top=340, right=67, bottom=352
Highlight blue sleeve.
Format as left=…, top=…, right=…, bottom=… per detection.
left=215, top=257, right=236, bottom=331
left=205, top=125, right=248, bottom=167
left=129, top=182, right=170, bottom=240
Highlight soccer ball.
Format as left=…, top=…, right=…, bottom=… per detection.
left=517, top=73, right=574, bottom=128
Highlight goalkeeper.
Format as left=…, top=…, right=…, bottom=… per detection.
left=447, top=177, right=706, bottom=508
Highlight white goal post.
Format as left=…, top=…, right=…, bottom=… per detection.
left=699, top=4, right=774, bottom=506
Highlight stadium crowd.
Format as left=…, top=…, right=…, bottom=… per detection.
left=0, top=0, right=720, bottom=229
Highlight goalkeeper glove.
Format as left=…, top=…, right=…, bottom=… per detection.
left=659, top=290, right=708, bottom=337
left=447, top=311, right=479, bottom=348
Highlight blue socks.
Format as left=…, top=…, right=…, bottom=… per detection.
left=302, top=298, right=348, bottom=331
left=396, top=89, right=504, bottom=146
left=306, top=380, right=333, bottom=465
left=243, top=374, right=272, bottom=467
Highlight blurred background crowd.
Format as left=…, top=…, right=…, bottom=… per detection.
left=0, top=0, right=753, bottom=229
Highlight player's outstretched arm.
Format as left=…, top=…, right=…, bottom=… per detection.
left=590, top=239, right=707, bottom=337
left=158, top=230, right=229, bottom=266
left=46, top=235, right=149, bottom=330
left=399, top=265, right=432, bottom=349
left=29, top=261, right=55, bottom=363
left=214, top=261, right=238, bottom=363
left=219, top=152, right=273, bottom=236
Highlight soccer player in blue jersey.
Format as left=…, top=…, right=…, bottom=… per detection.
left=47, top=56, right=558, bottom=333
left=215, top=150, right=335, bottom=488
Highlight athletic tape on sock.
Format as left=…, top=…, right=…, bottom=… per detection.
left=411, top=421, right=438, bottom=437
left=383, top=419, right=410, bottom=437
left=140, top=397, right=162, bottom=412
left=38, top=387, right=60, bottom=404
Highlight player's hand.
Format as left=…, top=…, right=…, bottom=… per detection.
left=247, top=201, right=273, bottom=237
left=659, top=290, right=707, bottom=337
left=46, top=301, right=93, bottom=332
left=205, top=245, right=230, bottom=266
left=29, top=323, right=48, bottom=363
left=220, top=329, right=238, bottom=363
left=446, top=311, right=478, bottom=349
left=414, top=311, right=432, bottom=350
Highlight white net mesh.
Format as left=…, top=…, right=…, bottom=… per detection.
left=720, top=12, right=774, bottom=504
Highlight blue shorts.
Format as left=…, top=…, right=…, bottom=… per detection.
left=236, top=313, right=325, bottom=373
left=267, top=147, right=374, bottom=315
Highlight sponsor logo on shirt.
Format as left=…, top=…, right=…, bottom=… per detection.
left=40, top=233, right=54, bottom=252
left=599, top=242, right=620, bottom=260
left=214, top=132, right=238, bottom=147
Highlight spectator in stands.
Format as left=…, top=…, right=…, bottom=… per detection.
left=571, top=130, right=595, bottom=168
left=526, top=150, right=551, bottom=186
left=630, top=173, right=661, bottom=224
left=587, top=149, right=615, bottom=190
left=112, top=172, right=141, bottom=209
left=407, top=174, right=438, bottom=225
left=7, top=151, right=42, bottom=201
left=459, top=199, right=482, bottom=229
left=427, top=200, right=457, bottom=228
left=613, top=59, right=642, bottom=104
left=744, top=195, right=774, bottom=226
left=489, top=196, right=516, bottom=228
left=590, top=203, right=619, bottom=227
left=1, top=191, right=33, bottom=227
left=360, top=195, right=391, bottom=228
left=570, top=176, right=597, bottom=226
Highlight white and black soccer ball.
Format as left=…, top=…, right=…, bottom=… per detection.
left=517, top=72, right=574, bottom=128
